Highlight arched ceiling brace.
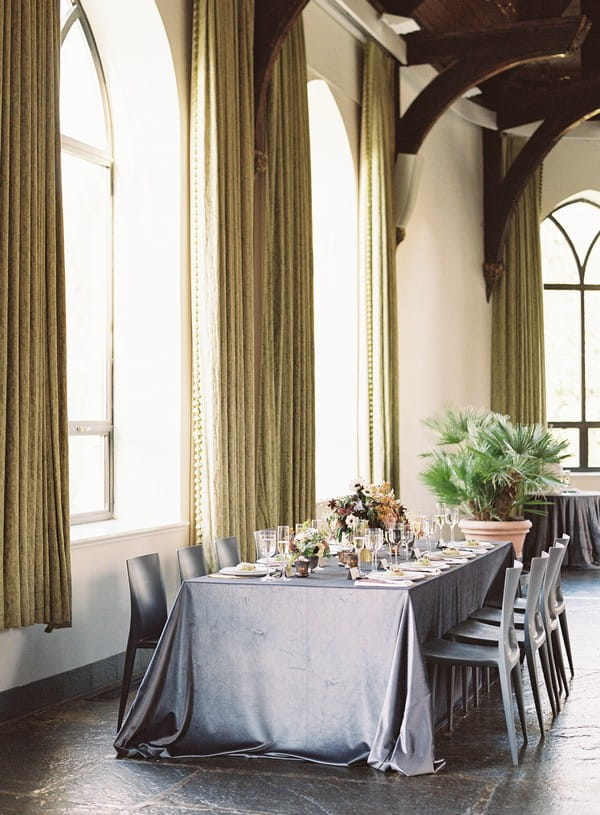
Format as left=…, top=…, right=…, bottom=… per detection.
left=397, top=17, right=589, bottom=155
left=254, top=0, right=309, bottom=163
left=483, top=77, right=600, bottom=300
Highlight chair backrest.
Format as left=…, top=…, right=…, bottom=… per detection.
left=215, top=536, right=240, bottom=569
left=177, top=544, right=207, bottom=582
left=540, top=544, right=565, bottom=629
left=499, top=563, right=523, bottom=663
left=126, top=553, right=168, bottom=642
left=552, top=534, right=570, bottom=608
left=524, top=556, right=548, bottom=644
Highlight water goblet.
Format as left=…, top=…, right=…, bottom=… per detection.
left=259, top=529, right=277, bottom=581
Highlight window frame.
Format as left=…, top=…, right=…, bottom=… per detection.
left=61, top=0, right=115, bottom=523
left=543, top=197, right=600, bottom=472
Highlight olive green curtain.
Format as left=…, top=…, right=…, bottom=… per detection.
left=256, top=20, right=315, bottom=528
left=491, top=135, right=546, bottom=425
left=0, top=0, right=71, bottom=631
left=190, top=0, right=256, bottom=562
left=358, top=41, right=400, bottom=490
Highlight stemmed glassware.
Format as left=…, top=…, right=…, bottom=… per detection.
left=277, top=525, right=291, bottom=580
left=352, top=524, right=367, bottom=576
left=434, top=503, right=447, bottom=548
left=366, top=528, right=383, bottom=573
left=258, top=529, right=277, bottom=582
left=445, top=505, right=460, bottom=543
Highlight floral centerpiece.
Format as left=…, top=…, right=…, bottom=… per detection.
left=290, top=522, right=331, bottom=560
left=327, top=482, right=407, bottom=542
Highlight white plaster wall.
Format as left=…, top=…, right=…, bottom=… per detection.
left=397, top=73, right=490, bottom=514
left=0, top=0, right=192, bottom=695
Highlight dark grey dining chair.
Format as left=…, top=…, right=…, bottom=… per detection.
left=550, top=534, right=574, bottom=679
left=423, top=564, right=526, bottom=765
left=117, top=553, right=168, bottom=730
left=215, top=536, right=240, bottom=569
left=177, top=544, right=207, bottom=582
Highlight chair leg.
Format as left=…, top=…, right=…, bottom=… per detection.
left=551, top=628, right=569, bottom=698
left=498, top=662, right=520, bottom=766
left=559, top=610, right=574, bottom=678
left=524, top=642, right=545, bottom=735
left=512, top=665, right=528, bottom=744
left=117, top=642, right=137, bottom=730
left=484, top=667, right=491, bottom=693
left=447, top=666, right=456, bottom=731
left=544, top=628, right=562, bottom=711
left=538, top=640, right=558, bottom=717
left=461, top=667, right=469, bottom=714
left=473, top=667, right=480, bottom=707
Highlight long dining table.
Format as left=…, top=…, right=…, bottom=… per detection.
left=114, top=542, right=514, bottom=776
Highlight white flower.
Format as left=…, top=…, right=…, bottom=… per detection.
left=346, top=514, right=358, bottom=529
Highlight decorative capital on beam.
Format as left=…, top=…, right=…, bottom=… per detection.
left=483, top=261, right=505, bottom=301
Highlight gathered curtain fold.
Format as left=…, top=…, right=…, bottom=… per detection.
left=256, top=20, right=315, bottom=529
left=358, top=41, right=400, bottom=491
left=190, top=0, right=256, bottom=562
left=0, top=0, right=71, bottom=631
left=491, top=135, right=546, bottom=425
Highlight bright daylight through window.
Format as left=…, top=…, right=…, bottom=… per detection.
left=308, top=80, right=359, bottom=503
left=541, top=194, right=600, bottom=471
left=60, top=0, right=113, bottom=522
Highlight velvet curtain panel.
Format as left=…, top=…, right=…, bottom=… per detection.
left=358, top=41, right=400, bottom=491
left=491, top=136, right=546, bottom=425
left=256, top=21, right=315, bottom=529
left=0, top=0, right=71, bottom=630
left=190, top=0, right=257, bottom=562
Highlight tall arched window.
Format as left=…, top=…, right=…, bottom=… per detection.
left=60, top=0, right=114, bottom=522
left=541, top=195, right=600, bottom=470
left=308, top=80, right=359, bottom=502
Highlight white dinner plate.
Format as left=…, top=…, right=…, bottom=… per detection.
left=442, top=548, right=477, bottom=558
left=401, top=562, right=445, bottom=573
left=219, top=564, right=274, bottom=577
left=460, top=542, right=495, bottom=550
left=371, top=569, right=429, bottom=581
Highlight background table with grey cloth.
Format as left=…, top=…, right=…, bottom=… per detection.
left=524, top=491, right=600, bottom=569
left=114, top=543, right=513, bottom=776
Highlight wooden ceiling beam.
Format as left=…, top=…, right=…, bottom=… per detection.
left=398, top=17, right=589, bottom=155
left=369, top=0, right=425, bottom=14
left=483, top=76, right=600, bottom=298
left=404, top=16, right=589, bottom=65
left=496, top=75, right=600, bottom=130
left=254, top=0, right=309, bottom=158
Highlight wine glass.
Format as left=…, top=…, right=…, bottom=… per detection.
left=435, top=503, right=447, bottom=548
left=259, top=529, right=277, bottom=581
left=411, top=515, right=423, bottom=555
left=366, top=528, right=382, bottom=573
left=422, top=516, right=433, bottom=553
left=277, top=524, right=290, bottom=580
left=445, top=505, right=460, bottom=543
left=352, top=531, right=366, bottom=576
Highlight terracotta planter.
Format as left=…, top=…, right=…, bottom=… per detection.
left=458, top=518, right=532, bottom=559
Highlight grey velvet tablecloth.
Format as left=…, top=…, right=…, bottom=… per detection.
left=524, top=491, right=600, bottom=569
left=114, top=543, right=513, bottom=775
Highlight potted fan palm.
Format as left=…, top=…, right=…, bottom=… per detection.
left=419, top=406, right=569, bottom=557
